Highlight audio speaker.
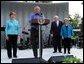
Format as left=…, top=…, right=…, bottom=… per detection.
left=12, top=58, right=47, bottom=63
left=48, top=55, right=73, bottom=63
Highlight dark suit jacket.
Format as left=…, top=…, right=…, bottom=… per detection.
left=50, top=20, right=63, bottom=37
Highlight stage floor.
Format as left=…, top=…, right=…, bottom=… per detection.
left=1, top=47, right=83, bottom=63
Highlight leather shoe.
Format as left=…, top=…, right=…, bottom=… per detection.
left=53, top=51, right=57, bottom=53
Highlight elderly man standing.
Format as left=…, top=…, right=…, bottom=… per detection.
left=50, top=15, right=63, bottom=53
left=28, top=6, right=44, bottom=58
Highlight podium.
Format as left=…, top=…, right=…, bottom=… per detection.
left=12, top=19, right=50, bottom=63
left=1, top=27, right=5, bottom=31
left=1, top=27, right=6, bottom=48
left=31, top=19, right=50, bottom=58
left=31, top=19, right=50, bottom=25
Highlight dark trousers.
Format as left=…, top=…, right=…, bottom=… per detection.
left=63, top=38, right=71, bottom=53
left=52, top=36, right=61, bottom=52
left=6, top=35, right=18, bottom=58
left=31, top=29, right=43, bottom=58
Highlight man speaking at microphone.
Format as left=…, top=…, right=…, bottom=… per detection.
left=28, top=6, right=45, bottom=58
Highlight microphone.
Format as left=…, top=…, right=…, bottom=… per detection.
left=35, top=12, right=43, bottom=16
left=40, top=12, right=43, bottom=16
left=35, top=13, right=39, bottom=15
left=40, top=12, right=44, bottom=18
left=35, top=12, right=44, bottom=19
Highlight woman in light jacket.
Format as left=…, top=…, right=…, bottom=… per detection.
left=5, top=11, right=20, bottom=59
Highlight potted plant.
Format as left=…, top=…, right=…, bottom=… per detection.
left=62, top=56, right=81, bottom=63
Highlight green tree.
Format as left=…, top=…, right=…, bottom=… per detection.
left=69, top=14, right=80, bottom=44
left=69, top=14, right=79, bottom=29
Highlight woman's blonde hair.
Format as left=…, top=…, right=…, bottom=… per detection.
left=64, top=18, right=69, bottom=21
left=64, top=18, right=70, bottom=24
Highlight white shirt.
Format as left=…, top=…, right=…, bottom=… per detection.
left=56, top=20, right=59, bottom=27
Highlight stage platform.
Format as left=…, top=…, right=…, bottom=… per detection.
left=1, top=47, right=83, bottom=63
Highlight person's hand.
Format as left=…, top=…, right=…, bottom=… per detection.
left=51, top=34, right=53, bottom=37
left=6, top=36, right=9, bottom=40
left=18, top=35, right=21, bottom=39
left=17, top=35, right=21, bottom=44
left=62, top=36, right=64, bottom=39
